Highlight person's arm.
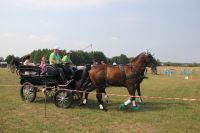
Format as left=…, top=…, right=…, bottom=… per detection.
left=24, top=60, right=30, bottom=65
left=67, top=56, right=73, bottom=64
left=59, top=58, right=62, bottom=63
left=50, top=53, right=59, bottom=64
left=69, top=58, right=72, bottom=64
left=50, top=58, right=57, bottom=64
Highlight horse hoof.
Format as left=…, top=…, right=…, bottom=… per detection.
left=119, top=104, right=127, bottom=110
left=106, top=100, right=109, bottom=104
left=132, top=106, right=139, bottom=111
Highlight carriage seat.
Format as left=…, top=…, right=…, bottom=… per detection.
left=19, top=65, right=41, bottom=75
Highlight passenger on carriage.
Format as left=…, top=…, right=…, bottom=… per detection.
left=40, top=56, right=47, bottom=75
left=23, top=55, right=36, bottom=75
left=23, top=55, right=35, bottom=66
left=49, top=46, right=67, bottom=84
left=62, top=50, right=75, bottom=77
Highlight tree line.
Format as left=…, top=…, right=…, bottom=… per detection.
left=161, top=62, right=200, bottom=67
left=3, top=49, right=132, bottom=65
left=2, top=49, right=199, bottom=67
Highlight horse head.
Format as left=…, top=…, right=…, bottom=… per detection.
left=143, top=50, right=157, bottom=67
left=10, top=58, right=21, bottom=74
left=131, top=50, right=157, bottom=68
left=10, top=58, right=21, bottom=69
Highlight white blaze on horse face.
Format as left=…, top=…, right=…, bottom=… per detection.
left=99, top=104, right=104, bottom=110
left=132, top=100, right=136, bottom=107
left=124, top=99, right=131, bottom=106
left=83, top=99, right=87, bottom=105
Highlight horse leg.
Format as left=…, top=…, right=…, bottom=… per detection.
left=79, top=85, right=95, bottom=106
left=96, top=88, right=107, bottom=111
left=119, top=86, right=134, bottom=109
left=103, top=89, right=109, bottom=104
left=120, top=85, right=139, bottom=111
left=79, top=91, right=88, bottom=106
left=131, top=86, right=139, bottom=111
left=136, top=83, right=144, bottom=104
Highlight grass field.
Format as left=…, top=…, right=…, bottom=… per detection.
left=0, top=67, right=200, bottom=133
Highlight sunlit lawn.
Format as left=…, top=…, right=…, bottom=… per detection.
left=0, top=67, right=200, bottom=133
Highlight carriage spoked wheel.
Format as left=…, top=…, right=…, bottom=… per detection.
left=54, top=89, right=73, bottom=108
left=20, top=82, right=37, bottom=103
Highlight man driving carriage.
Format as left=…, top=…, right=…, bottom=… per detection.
left=49, top=46, right=75, bottom=84
left=49, top=46, right=67, bottom=84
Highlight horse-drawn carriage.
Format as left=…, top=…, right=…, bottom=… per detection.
left=17, top=64, right=86, bottom=109
left=11, top=51, right=157, bottom=111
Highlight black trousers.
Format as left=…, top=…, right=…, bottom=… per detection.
left=53, top=64, right=66, bottom=83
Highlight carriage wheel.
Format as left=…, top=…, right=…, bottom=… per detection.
left=20, top=82, right=37, bottom=103
left=54, top=90, right=73, bottom=109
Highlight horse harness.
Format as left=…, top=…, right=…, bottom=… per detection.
left=118, top=65, right=147, bottom=82
left=118, top=65, right=126, bottom=82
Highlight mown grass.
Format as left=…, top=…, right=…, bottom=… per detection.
left=0, top=67, right=200, bottom=133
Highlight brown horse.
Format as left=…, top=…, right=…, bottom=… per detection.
left=79, top=51, right=155, bottom=111
left=134, top=55, right=157, bottom=104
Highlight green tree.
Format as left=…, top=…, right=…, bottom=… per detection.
left=5, top=55, right=15, bottom=64
left=0, top=56, right=4, bottom=62
left=156, top=59, right=161, bottom=66
left=91, top=51, right=107, bottom=64
left=108, top=54, right=129, bottom=65
left=118, top=54, right=129, bottom=64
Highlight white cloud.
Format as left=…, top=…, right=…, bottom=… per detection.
left=111, top=36, right=119, bottom=41
left=1, top=0, right=144, bottom=10
left=0, top=33, right=17, bottom=38
left=28, top=34, right=56, bottom=43
left=39, top=19, right=49, bottom=25
left=13, top=0, right=124, bottom=9
left=28, top=34, right=40, bottom=40
left=27, top=0, right=103, bottom=8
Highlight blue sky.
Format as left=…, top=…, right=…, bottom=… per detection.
left=0, top=0, right=199, bottom=63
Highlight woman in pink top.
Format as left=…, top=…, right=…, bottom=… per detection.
left=40, top=56, right=47, bottom=75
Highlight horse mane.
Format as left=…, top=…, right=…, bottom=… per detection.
left=131, top=52, right=144, bottom=63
